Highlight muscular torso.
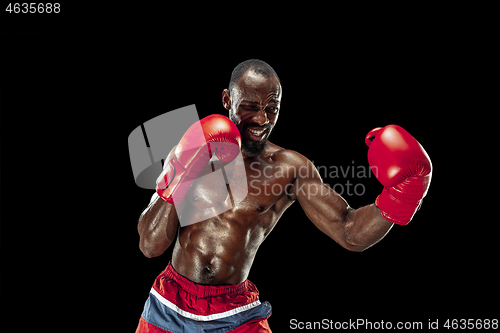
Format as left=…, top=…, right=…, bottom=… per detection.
left=172, top=142, right=297, bottom=285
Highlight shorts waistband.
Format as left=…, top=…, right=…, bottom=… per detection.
left=161, top=262, right=258, bottom=298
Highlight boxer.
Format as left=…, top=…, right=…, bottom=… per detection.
left=136, top=59, right=432, bottom=332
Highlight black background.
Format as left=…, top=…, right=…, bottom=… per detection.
left=1, top=5, right=497, bottom=332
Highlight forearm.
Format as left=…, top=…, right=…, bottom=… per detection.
left=344, top=204, right=393, bottom=251
left=138, top=193, right=179, bottom=258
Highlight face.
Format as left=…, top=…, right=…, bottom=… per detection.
left=222, top=70, right=282, bottom=157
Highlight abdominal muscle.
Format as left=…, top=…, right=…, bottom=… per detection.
left=171, top=211, right=265, bottom=285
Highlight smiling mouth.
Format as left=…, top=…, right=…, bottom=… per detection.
left=247, top=127, right=266, bottom=136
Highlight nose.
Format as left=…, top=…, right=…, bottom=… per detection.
left=252, top=109, right=269, bottom=126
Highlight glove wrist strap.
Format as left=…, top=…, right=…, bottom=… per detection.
left=375, top=188, right=421, bottom=225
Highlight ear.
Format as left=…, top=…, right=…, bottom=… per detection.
left=222, top=89, right=231, bottom=110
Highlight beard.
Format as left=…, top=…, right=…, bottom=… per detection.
left=240, top=122, right=272, bottom=157
left=241, top=135, right=269, bottom=157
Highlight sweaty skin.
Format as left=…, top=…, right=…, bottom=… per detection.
left=138, top=70, right=393, bottom=285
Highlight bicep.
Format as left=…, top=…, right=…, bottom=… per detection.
left=290, top=159, right=356, bottom=250
left=138, top=145, right=180, bottom=256
left=138, top=193, right=179, bottom=257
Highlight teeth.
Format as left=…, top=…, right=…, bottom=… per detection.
left=248, top=128, right=264, bottom=136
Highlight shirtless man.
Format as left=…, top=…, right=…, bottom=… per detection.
left=135, top=59, right=432, bottom=333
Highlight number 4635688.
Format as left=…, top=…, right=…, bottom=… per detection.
left=5, top=3, right=60, bottom=13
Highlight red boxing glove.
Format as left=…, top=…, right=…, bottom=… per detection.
left=365, top=125, right=432, bottom=225
left=156, top=114, right=241, bottom=204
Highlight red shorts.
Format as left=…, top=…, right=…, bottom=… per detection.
left=136, top=263, right=272, bottom=333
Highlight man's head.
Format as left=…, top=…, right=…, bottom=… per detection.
left=222, top=59, right=282, bottom=157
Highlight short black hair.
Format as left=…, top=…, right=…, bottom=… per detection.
left=229, top=59, right=280, bottom=93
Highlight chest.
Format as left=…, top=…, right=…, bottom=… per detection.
left=186, top=155, right=295, bottom=218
